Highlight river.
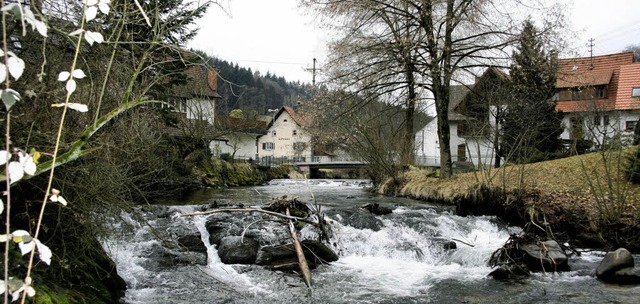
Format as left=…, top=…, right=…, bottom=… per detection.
left=102, top=179, right=640, bottom=303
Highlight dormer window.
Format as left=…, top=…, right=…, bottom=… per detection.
left=293, top=130, right=297, bottom=136
left=632, top=87, right=640, bottom=97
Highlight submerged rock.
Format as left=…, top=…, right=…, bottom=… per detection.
left=596, top=248, right=640, bottom=285
left=361, top=203, right=393, bottom=215
left=488, top=263, right=530, bottom=280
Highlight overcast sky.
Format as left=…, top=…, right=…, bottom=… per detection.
left=188, top=0, right=640, bottom=84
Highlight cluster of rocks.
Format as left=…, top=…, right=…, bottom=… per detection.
left=488, top=232, right=640, bottom=286
left=151, top=198, right=340, bottom=274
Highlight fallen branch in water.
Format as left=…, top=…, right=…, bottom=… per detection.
left=451, top=237, right=476, bottom=247
left=287, top=208, right=313, bottom=288
left=180, top=208, right=318, bottom=226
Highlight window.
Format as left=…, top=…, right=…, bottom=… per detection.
left=603, top=115, right=610, bottom=126
left=593, top=115, right=600, bottom=126
left=293, top=130, right=297, bottom=136
left=633, top=87, right=640, bottom=97
left=272, top=130, right=276, bottom=136
left=456, top=122, right=468, bottom=137
left=293, top=142, right=307, bottom=151
left=457, top=144, right=466, bottom=162
left=262, top=142, right=275, bottom=150
left=597, top=86, right=608, bottom=99
left=626, top=121, right=637, bottom=132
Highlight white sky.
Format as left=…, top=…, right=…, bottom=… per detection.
left=188, top=0, right=640, bottom=84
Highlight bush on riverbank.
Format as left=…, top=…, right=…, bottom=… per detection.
left=186, top=150, right=291, bottom=187
left=379, top=150, right=640, bottom=251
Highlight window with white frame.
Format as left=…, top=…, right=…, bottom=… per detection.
left=625, top=121, right=637, bottom=131
left=262, top=142, right=275, bottom=150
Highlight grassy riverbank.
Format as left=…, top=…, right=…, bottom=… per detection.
left=379, top=149, right=640, bottom=251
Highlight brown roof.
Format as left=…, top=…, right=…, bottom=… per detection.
left=449, top=67, right=509, bottom=121
left=556, top=70, right=612, bottom=88
left=280, top=106, right=313, bottom=128
left=172, top=65, right=221, bottom=99
left=555, top=52, right=638, bottom=113
left=215, top=116, right=268, bottom=134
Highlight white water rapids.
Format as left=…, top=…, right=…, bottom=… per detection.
left=102, top=179, right=640, bottom=303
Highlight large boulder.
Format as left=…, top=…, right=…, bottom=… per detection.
left=177, top=233, right=207, bottom=252
left=520, top=240, right=569, bottom=272
left=217, top=236, right=259, bottom=264
left=255, top=240, right=339, bottom=268
left=596, top=248, right=640, bottom=284
left=301, top=240, right=340, bottom=264
left=596, top=248, right=634, bottom=278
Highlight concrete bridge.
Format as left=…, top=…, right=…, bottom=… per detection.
left=256, top=154, right=368, bottom=178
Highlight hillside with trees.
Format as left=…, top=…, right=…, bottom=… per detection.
left=192, top=51, right=315, bottom=116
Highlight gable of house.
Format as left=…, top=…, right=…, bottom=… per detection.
left=258, top=107, right=313, bottom=160
left=416, top=67, right=508, bottom=168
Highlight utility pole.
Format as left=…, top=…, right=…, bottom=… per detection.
left=305, top=58, right=322, bottom=86
left=588, top=38, right=595, bottom=69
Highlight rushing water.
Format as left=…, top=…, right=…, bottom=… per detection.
left=103, top=179, right=640, bottom=303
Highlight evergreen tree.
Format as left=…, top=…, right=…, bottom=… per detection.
left=501, top=20, right=564, bottom=163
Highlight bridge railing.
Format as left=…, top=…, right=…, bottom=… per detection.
left=255, top=154, right=365, bottom=167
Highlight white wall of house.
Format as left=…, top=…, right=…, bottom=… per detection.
left=415, top=114, right=499, bottom=169
left=257, top=111, right=312, bottom=161
left=561, top=110, right=640, bottom=149
left=185, top=98, right=216, bottom=124
left=210, top=132, right=258, bottom=160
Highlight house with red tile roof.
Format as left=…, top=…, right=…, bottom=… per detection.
left=555, top=51, right=640, bottom=149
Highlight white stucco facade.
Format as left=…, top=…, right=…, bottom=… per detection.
left=210, top=132, right=259, bottom=160
left=561, top=110, right=640, bottom=149
left=257, top=109, right=313, bottom=162
left=415, top=110, right=500, bottom=169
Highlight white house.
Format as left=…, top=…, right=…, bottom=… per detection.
left=168, top=65, right=220, bottom=125
left=209, top=116, right=267, bottom=160
left=415, top=68, right=508, bottom=169
left=257, top=106, right=313, bottom=165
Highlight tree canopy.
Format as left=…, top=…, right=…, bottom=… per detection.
left=502, top=20, right=564, bottom=163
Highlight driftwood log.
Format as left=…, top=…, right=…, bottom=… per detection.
left=287, top=208, right=313, bottom=288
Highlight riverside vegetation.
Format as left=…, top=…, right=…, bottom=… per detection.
left=378, top=147, right=640, bottom=252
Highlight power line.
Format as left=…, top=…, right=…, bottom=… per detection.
left=221, top=58, right=307, bottom=66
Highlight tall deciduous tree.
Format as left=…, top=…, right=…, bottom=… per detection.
left=501, top=20, right=564, bottom=163
left=303, top=0, right=424, bottom=168
left=304, top=0, right=567, bottom=178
